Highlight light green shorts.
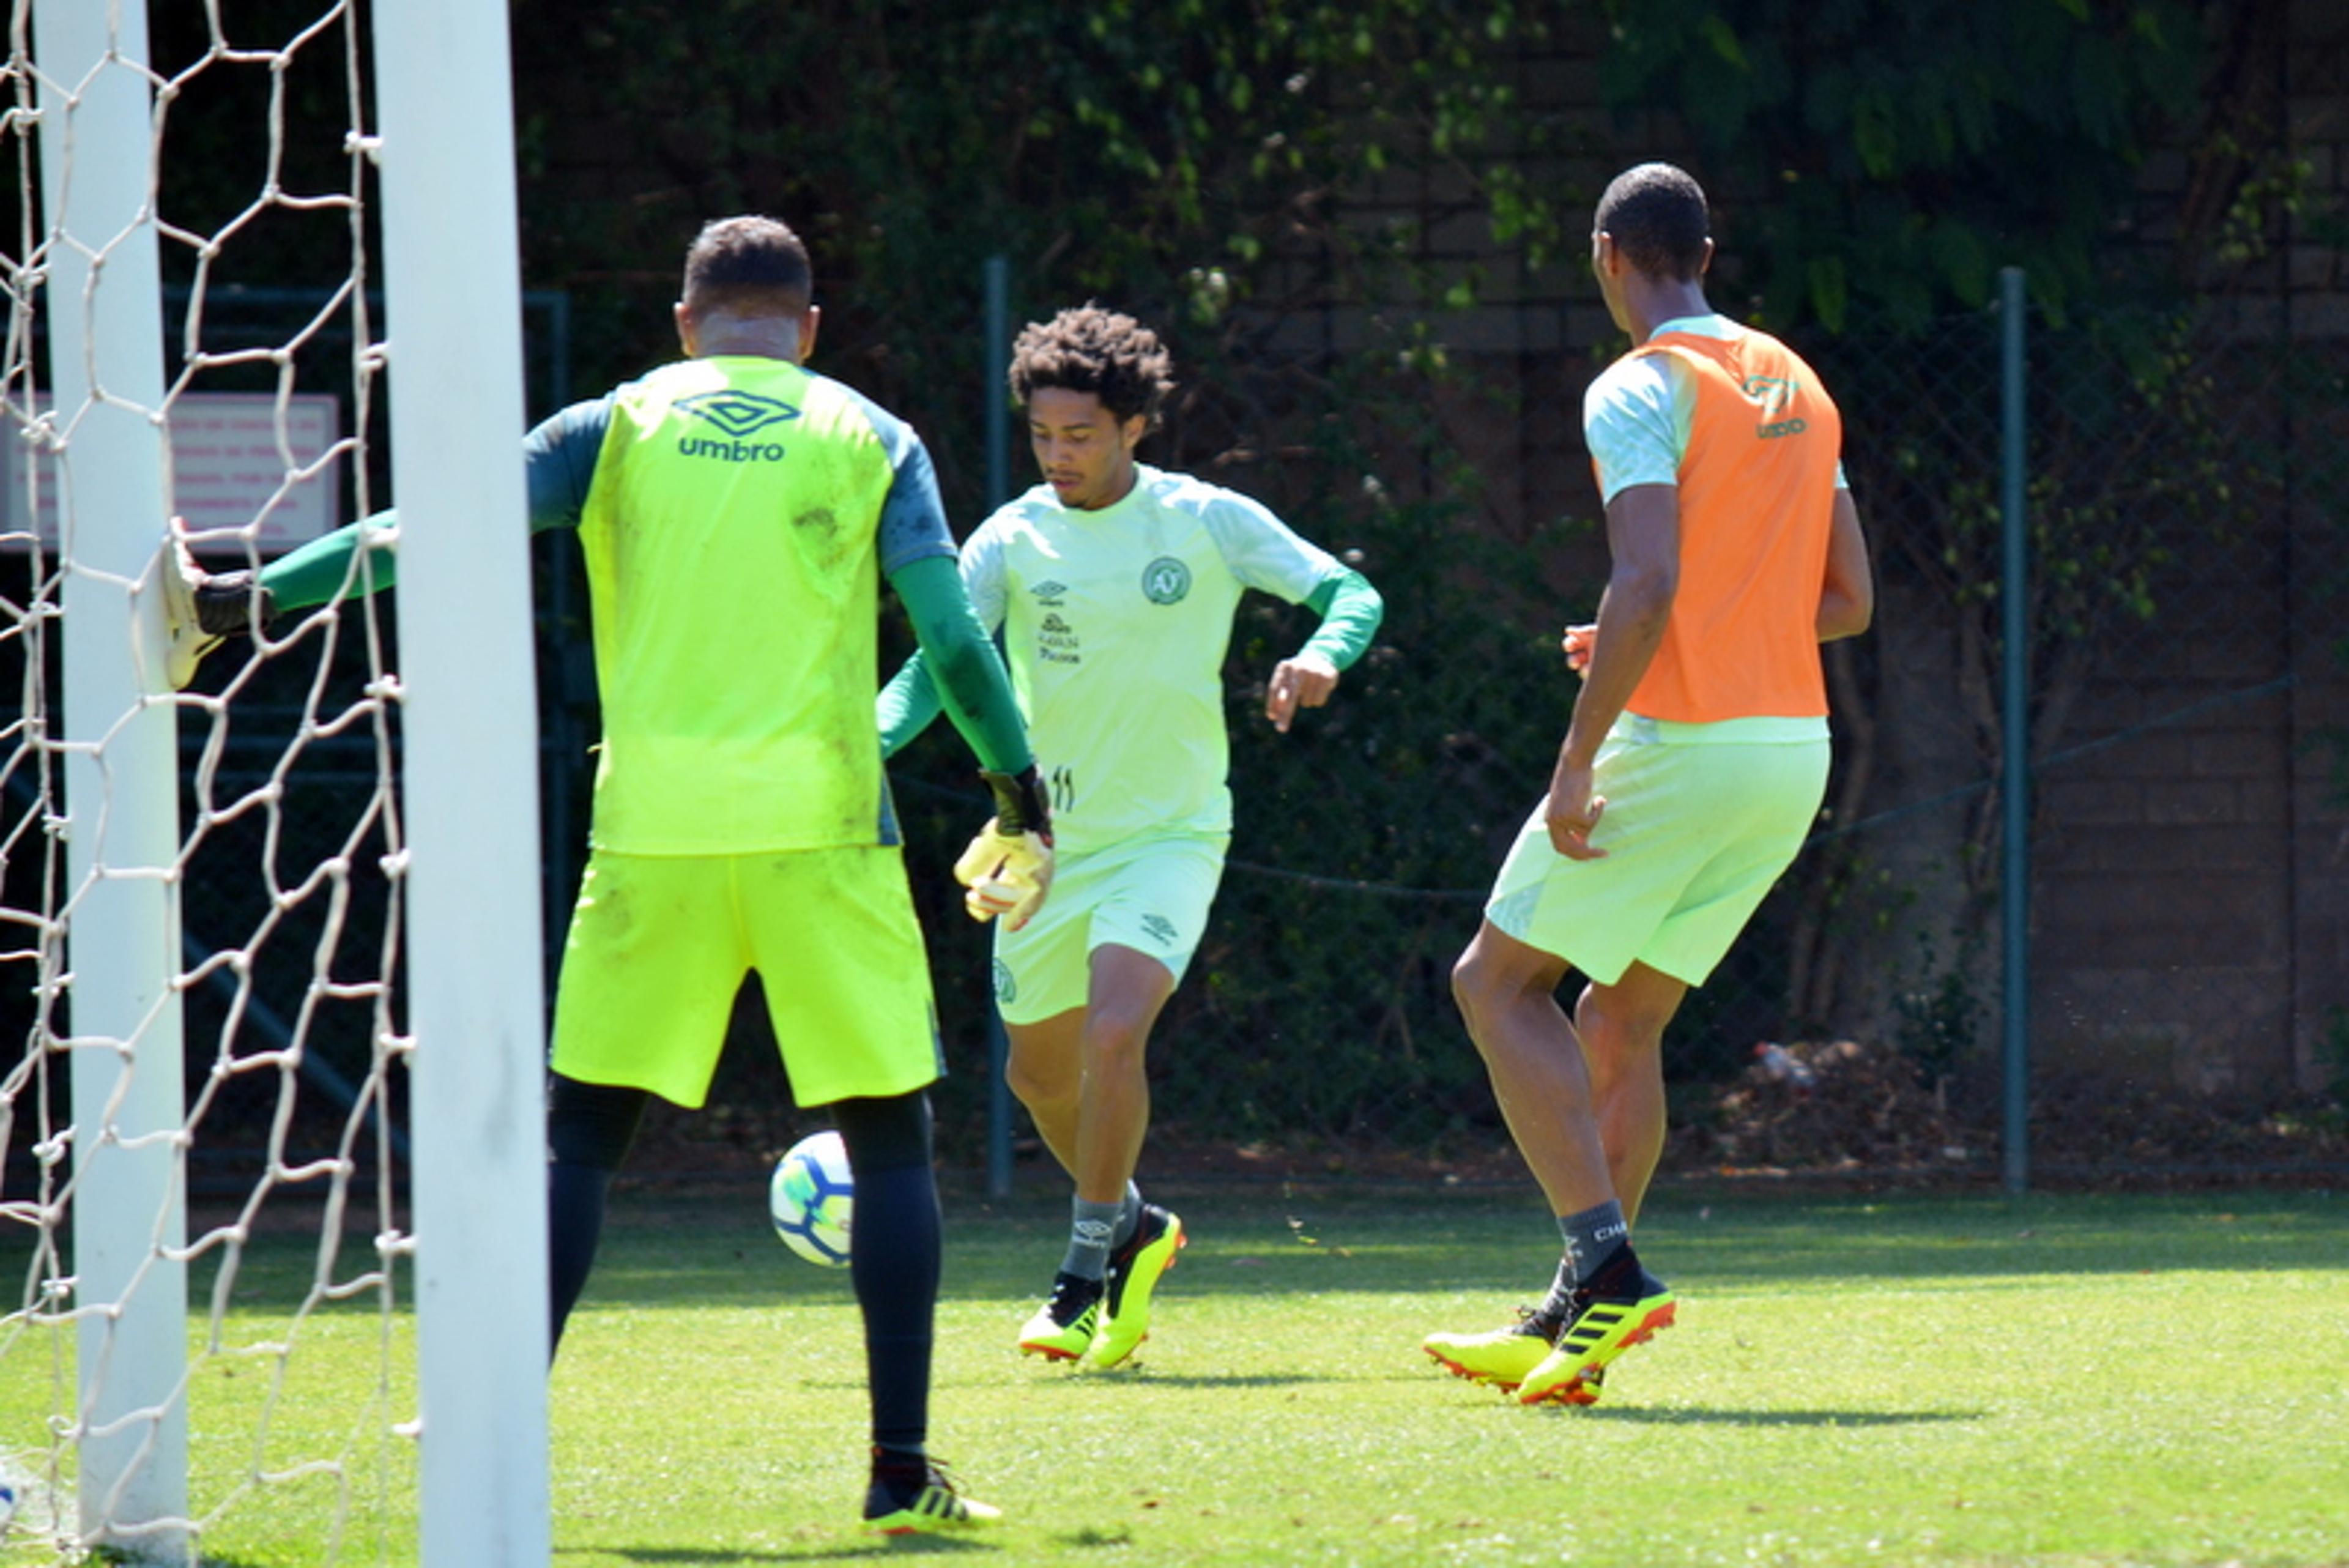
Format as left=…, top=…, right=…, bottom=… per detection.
left=550, top=845, right=943, bottom=1109
left=1485, top=714, right=1830, bottom=987
left=990, top=830, right=1230, bottom=1024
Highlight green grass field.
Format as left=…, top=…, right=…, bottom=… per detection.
left=4, top=1183, right=2345, bottom=1566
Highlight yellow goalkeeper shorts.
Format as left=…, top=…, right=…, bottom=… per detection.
left=1483, top=714, right=1830, bottom=986
left=990, top=830, right=1228, bottom=1024
left=550, top=845, right=943, bottom=1109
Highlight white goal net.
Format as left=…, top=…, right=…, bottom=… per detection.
left=0, top=4, right=547, bottom=1563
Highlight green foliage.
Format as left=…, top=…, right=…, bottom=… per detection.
left=494, top=0, right=1600, bottom=1145
left=66, top=0, right=2321, bottom=1146
left=2324, top=1006, right=2349, bottom=1102
left=1893, top=928, right=1986, bottom=1080
left=506, top=0, right=1564, bottom=516
left=1592, top=0, right=2205, bottom=329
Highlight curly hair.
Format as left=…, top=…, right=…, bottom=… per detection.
left=1594, top=163, right=1711, bottom=283
left=681, top=215, right=812, bottom=317
left=1006, top=305, right=1176, bottom=428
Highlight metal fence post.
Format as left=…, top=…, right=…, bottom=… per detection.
left=984, top=255, right=1015, bottom=1202
left=1999, top=266, right=2031, bottom=1195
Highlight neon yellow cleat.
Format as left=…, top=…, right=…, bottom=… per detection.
left=1515, top=1262, right=1674, bottom=1407
left=1422, top=1311, right=1559, bottom=1394
left=1088, top=1205, right=1184, bottom=1369
left=1017, top=1272, right=1103, bottom=1361
left=863, top=1457, right=1001, bottom=1534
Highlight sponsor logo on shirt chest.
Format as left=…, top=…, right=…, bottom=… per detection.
left=1020, top=554, right=1194, bottom=664
left=1027, top=579, right=1082, bottom=664
left=1036, top=611, right=1082, bottom=665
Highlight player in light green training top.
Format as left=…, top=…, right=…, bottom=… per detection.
left=880, top=305, right=1383, bottom=1368
left=169, top=215, right=1039, bottom=1534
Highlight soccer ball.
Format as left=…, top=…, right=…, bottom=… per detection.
left=770, top=1130, right=853, bottom=1267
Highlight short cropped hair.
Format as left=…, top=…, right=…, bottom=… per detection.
left=1594, top=163, right=1711, bottom=283
left=681, top=215, right=812, bottom=318
left=1007, top=305, right=1175, bottom=428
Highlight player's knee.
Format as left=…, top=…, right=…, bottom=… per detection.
left=833, top=1091, right=933, bottom=1174
left=1080, top=1004, right=1156, bottom=1068
left=1450, top=948, right=1499, bottom=1025
left=1006, top=1053, right=1075, bottom=1117
left=1581, top=992, right=1674, bottom=1056
left=1586, top=1011, right=1669, bottom=1061
left=546, top=1075, right=650, bottom=1172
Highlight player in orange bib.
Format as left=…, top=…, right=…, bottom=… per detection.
left=1424, top=163, right=1875, bottom=1405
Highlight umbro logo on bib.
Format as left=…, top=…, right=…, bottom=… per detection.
left=675, top=390, right=800, bottom=437
left=1740, top=375, right=1795, bottom=416
left=1740, top=375, right=1806, bottom=439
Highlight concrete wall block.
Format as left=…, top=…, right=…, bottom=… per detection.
left=2138, top=149, right=2192, bottom=194
left=2052, top=822, right=2286, bottom=874
left=2140, top=778, right=2245, bottom=825
left=2293, top=242, right=2343, bottom=292
left=2038, top=967, right=2296, bottom=1094
left=2050, top=727, right=2200, bottom=780
left=2036, top=871, right=2286, bottom=967
left=2188, top=730, right=2293, bottom=778
left=2041, top=778, right=2145, bottom=823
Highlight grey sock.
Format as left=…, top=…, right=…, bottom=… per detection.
left=1112, top=1181, right=1143, bottom=1249
left=1556, top=1200, right=1630, bottom=1290
left=1059, top=1197, right=1125, bottom=1282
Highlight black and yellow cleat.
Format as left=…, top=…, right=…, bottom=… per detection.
left=863, top=1453, right=1001, bottom=1535
left=1088, top=1205, right=1184, bottom=1369
left=1018, top=1271, right=1104, bottom=1361
left=1515, top=1250, right=1674, bottom=1407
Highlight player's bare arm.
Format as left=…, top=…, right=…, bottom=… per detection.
left=1264, top=652, right=1339, bottom=732
left=1816, top=488, right=1874, bottom=642
left=1547, top=481, right=1679, bottom=860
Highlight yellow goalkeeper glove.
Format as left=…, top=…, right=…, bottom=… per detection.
left=956, top=767, right=1055, bottom=929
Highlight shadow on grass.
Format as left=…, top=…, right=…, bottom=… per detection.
left=1575, top=1406, right=1984, bottom=1427
left=560, top=1533, right=1001, bottom=1562
left=92, top=1189, right=2343, bottom=1316
left=785, top=1370, right=1330, bottom=1392
left=1072, top=1370, right=1321, bottom=1390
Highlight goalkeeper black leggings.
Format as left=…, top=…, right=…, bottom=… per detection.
left=544, top=1075, right=942, bottom=1452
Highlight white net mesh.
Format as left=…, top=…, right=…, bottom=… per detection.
left=1, top=6, right=423, bottom=1559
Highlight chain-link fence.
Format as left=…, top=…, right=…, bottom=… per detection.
left=882, top=297, right=2349, bottom=1177
left=12, top=293, right=2340, bottom=1189
left=0, top=288, right=574, bottom=1196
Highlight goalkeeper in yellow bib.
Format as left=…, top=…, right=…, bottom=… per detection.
left=880, top=307, right=1383, bottom=1367
left=170, top=217, right=1035, bottom=1533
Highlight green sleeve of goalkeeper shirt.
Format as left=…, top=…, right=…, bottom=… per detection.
left=259, top=396, right=611, bottom=611
left=885, top=553, right=1030, bottom=776
left=259, top=513, right=398, bottom=609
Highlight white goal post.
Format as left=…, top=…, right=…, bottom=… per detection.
left=4, top=2, right=549, bottom=1562
left=372, top=4, right=551, bottom=1564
